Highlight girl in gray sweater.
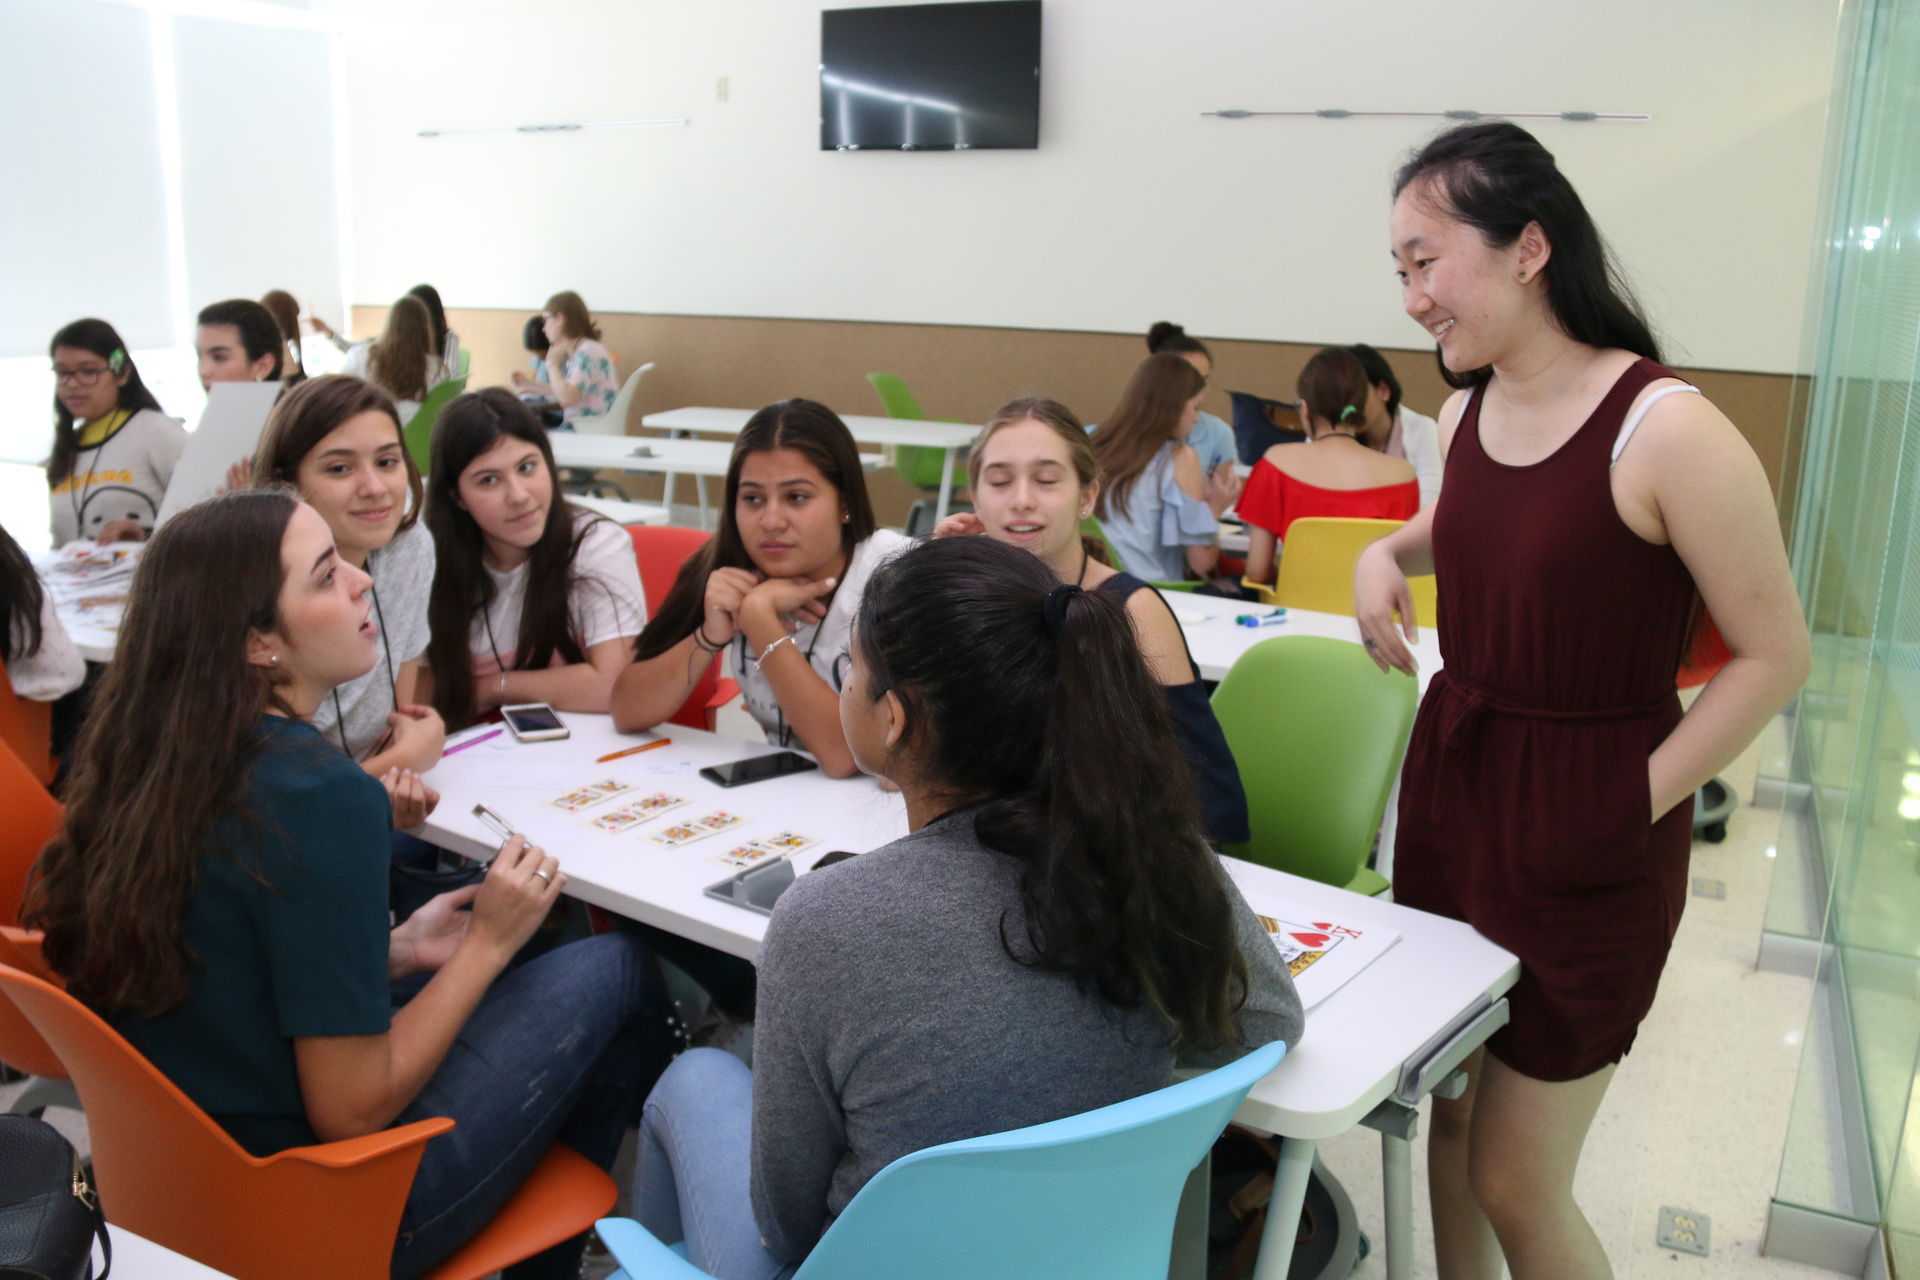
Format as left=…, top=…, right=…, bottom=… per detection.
left=633, top=535, right=1303, bottom=1278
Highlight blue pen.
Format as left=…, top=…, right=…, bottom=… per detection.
left=1235, top=610, right=1288, bottom=628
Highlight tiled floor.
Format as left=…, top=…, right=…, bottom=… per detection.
left=1317, top=718, right=1841, bottom=1278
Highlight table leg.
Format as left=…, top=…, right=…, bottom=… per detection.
left=1382, top=1128, right=1413, bottom=1280
left=1250, top=1135, right=1317, bottom=1280
left=934, top=446, right=957, bottom=524
left=1377, top=773, right=1402, bottom=882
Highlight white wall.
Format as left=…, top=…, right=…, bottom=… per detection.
left=340, top=0, right=1836, bottom=374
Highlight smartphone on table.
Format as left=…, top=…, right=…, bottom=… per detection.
left=501, top=703, right=569, bottom=742
left=700, top=751, right=819, bottom=788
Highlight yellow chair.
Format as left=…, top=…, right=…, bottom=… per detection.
left=1246, top=517, right=1437, bottom=627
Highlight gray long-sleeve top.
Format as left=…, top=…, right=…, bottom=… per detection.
left=749, top=811, right=1304, bottom=1263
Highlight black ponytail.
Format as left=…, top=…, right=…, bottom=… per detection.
left=1394, top=120, right=1662, bottom=389
left=855, top=536, right=1247, bottom=1051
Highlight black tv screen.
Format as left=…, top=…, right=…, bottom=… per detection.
left=820, top=1, right=1041, bottom=151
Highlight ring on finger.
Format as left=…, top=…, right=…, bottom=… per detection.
left=1363, top=638, right=1377, bottom=650
left=534, top=869, right=553, bottom=884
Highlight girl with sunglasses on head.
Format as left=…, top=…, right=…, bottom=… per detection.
left=423, top=389, right=646, bottom=731
left=27, top=489, right=677, bottom=1280
left=45, top=318, right=184, bottom=547
left=1238, top=346, right=1419, bottom=588
left=611, top=399, right=911, bottom=780
left=631, top=535, right=1301, bottom=1277
left=247, top=375, right=445, bottom=824
left=935, top=396, right=1248, bottom=844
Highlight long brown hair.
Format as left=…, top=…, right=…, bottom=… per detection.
left=1091, top=353, right=1205, bottom=522
left=543, top=290, right=601, bottom=342
left=259, top=289, right=306, bottom=379
left=424, top=389, right=610, bottom=729
left=27, top=490, right=301, bottom=1015
left=46, top=318, right=166, bottom=486
left=367, top=295, right=436, bottom=402
left=969, top=396, right=1111, bottom=567
left=637, top=399, right=877, bottom=660
left=250, top=375, right=423, bottom=534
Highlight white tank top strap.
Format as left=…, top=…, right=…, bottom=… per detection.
left=1611, top=384, right=1701, bottom=466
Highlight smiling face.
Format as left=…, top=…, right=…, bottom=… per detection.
left=735, top=446, right=847, bottom=580
left=261, top=502, right=378, bottom=701
left=195, top=323, right=276, bottom=390
left=971, top=419, right=1097, bottom=572
left=1391, top=185, right=1538, bottom=373
left=455, top=434, right=554, bottom=568
left=294, top=409, right=410, bottom=565
left=52, top=345, right=127, bottom=424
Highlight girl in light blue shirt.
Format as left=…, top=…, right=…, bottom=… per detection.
left=1089, top=353, right=1220, bottom=582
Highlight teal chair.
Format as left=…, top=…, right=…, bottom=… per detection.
left=1211, top=635, right=1416, bottom=895
left=865, top=371, right=969, bottom=537
left=596, top=1040, right=1286, bottom=1279
left=1078, top=515, right=1200, bottom=594
left=404, top=376, right=469, bottom=475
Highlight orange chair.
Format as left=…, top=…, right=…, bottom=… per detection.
left=0, top=961, right=616, bottom=1280
left=1, top=737, right=62, bottom=928
left=0, top=657, right=54, bottom=786
left=628, top=524, right=741, bottom=730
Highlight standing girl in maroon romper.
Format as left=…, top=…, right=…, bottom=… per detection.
left=1356, top=122, right=1809, bottom=1280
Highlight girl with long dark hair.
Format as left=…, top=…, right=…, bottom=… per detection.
left=1346, top=343, right=1442, bottom=506
left=1239, top=346, right=1419, bottom=587
left=631, top=535, right=1301, bottom=1275
left=26, top=489, right=676, bottom=1279
left=406, top=282, right=461, bottom=370
left=342, top=295, right=451, bottom=421
left=248, top=375, right=444, bottom=818
left=1089, top=353, right=1222, bottom=582
left=1145, top=321, right=1241, bottom=494
left=1356, top=121, right=1808, bottom=1277
left=424, top=389, right=645, bottom=731
left=933, top=396, right=1248, bottom=844
left=259, top=289, right=308, bottom=380
left=45, top=318, right=183, bottom=546
left=611, top=399, right=910, bottom=779
left=0, top=522, right=82, bottom=704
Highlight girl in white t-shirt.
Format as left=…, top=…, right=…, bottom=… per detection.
left=45, top=318, right=185, bottom=547
left=612, top=399, right=909, bottom=778
left=424, top=389, right=645, bottom=731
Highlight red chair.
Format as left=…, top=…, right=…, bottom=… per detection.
left=628, top=525, right=740, bottom=730
left=0, top=658, right=54, bottom=786
left=1677, top=609, right=1738, bottom=842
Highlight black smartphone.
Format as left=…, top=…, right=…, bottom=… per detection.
left=699, top=751, right=820, bottom=788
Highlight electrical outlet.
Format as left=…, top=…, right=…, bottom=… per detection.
left=1691, top=877, right=1727, bottom=900
left=1657, top=1206, right=1711, bottom=1256
left=716, top=76, right=730, bottom=103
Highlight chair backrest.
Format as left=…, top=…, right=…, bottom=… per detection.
left=1211, top=635, right=1417, bottom=887
left=403, top=375, right=470, bottom=474
left=866, top=372, right=949, bottom=490
left=0, top=929, right=64, bottom=1079
left=0, top=738, right=61, bottom=928
left=1227, top=390, right=1308, bottom=465
left=789, top=1040, right=1285, bottom=1279
left=0, top=962, right=441, bottom=1279
left=1273, top=517, right=1437, bottom=627
left=627, top=525, right=728, bottom=730
left=454, top=347, right=471, bottom=379
left=574, top=362, right=654, bottom=437
left=0, top=658, right=54, bottom=786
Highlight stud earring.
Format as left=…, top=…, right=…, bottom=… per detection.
left=269, top=653, right=279, bottom=665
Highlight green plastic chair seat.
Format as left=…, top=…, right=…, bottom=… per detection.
left=1211, top=635, right=1416, bottom=894
left=404, top=376, right=469, bottom=475
left=596, top=1040, right=1286, bottom=1280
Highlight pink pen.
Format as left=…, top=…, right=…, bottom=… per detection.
left=444, top=727, right=505, bottom=755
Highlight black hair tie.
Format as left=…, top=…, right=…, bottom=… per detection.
left=1043, top=582, right=1082, bottom=635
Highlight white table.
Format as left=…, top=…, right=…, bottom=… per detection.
left=112, top=1228, right=236, bottom=1276
left=420, top=715, right=1513, bottom=1280
left=640, top=407, right=980, bottom=525
left=547, top=432, right=884, bottom=529
left=1169, top=592, right=1442, bottom=691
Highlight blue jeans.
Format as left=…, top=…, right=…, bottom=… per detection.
left=389, top=930, right=680, bottom=1280
left=634, top=1049, right=797, bottom=1280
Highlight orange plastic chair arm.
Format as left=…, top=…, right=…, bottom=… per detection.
left=262, top=1116, right=455, bottom=1170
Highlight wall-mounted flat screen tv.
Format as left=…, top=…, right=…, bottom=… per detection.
left=820, top=1, right=1041, bottom=151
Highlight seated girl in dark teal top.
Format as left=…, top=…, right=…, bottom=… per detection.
left=28, top=490, right=677, bottom=1280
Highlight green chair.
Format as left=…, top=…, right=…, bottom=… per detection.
left=1210, top=635, right=1417, bottom=895
left=1078, top=516, right=1200, bottom=594
left=866, top=372, right=969, bottom=537
left=404, top=376, right=469, bottom=475
left=454, top=348, right=471, bottom=379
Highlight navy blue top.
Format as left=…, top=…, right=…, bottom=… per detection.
left=1095, top=573, right=1251, bottom=845
left=110, top=715, right=394, bottom=1156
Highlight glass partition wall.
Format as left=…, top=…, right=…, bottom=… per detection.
left=1767, top=0, right=1920, bottom=1272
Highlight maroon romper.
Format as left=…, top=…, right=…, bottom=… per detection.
left=1394, top=358, right=1697, bottom=1082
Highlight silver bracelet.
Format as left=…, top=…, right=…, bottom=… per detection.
left=752, top=634, right=797, bottom=670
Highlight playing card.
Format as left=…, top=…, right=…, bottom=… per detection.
left=758, top=829, right=818, bottom=852
left=631, top=791, right=688, bottom=818
left=589, top=807, right=646, bottom=834
left=707, top=841, right=785, bottom=869
left=649, top=823, right=708, bottom=849
left=584, top=777, right=634, bottom=800
left=694, top=810, right=745, bottom=833
left=550, top=788, right=605, bottom=813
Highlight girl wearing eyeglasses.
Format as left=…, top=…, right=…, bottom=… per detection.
left=46, top=318, right=185, bottom=547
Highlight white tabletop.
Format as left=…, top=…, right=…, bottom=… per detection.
left=547, top=432, right=884, bottom=479
left=111, top=1228, right=236, bottom=1276
left=641, top=406, right=980, bottom=451
left=1170, top=593, right=1442, bottom=691
left=33, top=544, right=133, bottom=664
left=419, top=713, right=1515, bottom=1138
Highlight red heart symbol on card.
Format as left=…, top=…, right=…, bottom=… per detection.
left=1288, top=931, right=1331, bottom=949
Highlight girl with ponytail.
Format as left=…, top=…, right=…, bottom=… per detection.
left=630, top=535, right=1300, bottom=1274
left=1238, top=345, right=1418, bottom=587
